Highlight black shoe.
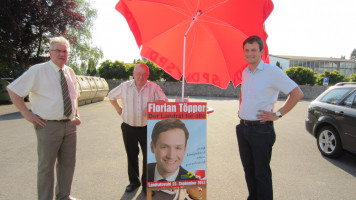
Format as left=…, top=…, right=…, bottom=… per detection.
left=125, top=184, right=140, bottom=192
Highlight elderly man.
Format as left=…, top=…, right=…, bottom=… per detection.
left=108, top=63, right=168, bottom=194
left=7, top=36, right=81, bottom=200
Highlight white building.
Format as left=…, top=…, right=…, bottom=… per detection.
left=269, top=55, right=356, bottom=77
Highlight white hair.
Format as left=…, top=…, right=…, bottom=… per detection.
left=49, top=36, right=70, bottom=52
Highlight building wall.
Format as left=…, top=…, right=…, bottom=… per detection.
left=270, top=56, right=356, bottom=77
left=269, top=57, right=290, bottom=71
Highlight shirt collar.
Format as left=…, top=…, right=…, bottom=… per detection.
left=154, top=164, right=180, bottom=182
left=49, top=60, right=67, bottom=72
left=129, top=79, right=149, bottom=89
left=49, top=60, right=62, bottom=72
left=248, top=60, right=265, bottom=73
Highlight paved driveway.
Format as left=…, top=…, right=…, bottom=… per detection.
left=1, top=97, right=355, bottom=200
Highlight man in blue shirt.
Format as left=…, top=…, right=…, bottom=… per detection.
left=236, top=35, right=304, bottom=200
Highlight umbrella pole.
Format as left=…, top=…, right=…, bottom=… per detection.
left=182, top=17, right=197, bottom=101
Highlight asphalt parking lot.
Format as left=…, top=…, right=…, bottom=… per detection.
left=1, top=96, right=356, bottom=200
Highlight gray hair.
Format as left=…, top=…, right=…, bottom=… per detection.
left=49, top=36, right=70, bottom=52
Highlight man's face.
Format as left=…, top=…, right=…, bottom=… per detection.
left=151, top=128, right=187, bottom=178
left=243, top=42, right=263, bottom=66
left=133, top=65, right=149, bottom=88
left=49, top=43, right=69, bottom=68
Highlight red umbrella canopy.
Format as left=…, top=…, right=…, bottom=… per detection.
left=116, top=0, right=273, bottom=89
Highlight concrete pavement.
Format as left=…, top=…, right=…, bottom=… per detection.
left=1, top=96, right=356, bottom=200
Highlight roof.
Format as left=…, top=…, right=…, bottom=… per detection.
left=270, top=54, right=356, bottom=63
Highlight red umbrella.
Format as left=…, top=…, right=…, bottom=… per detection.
left=116, top=0, right=273, bottom=91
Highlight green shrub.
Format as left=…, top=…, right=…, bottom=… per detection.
left=285, top=67, right=317, bottom=85
left=348, top=74, right=356, bottom=82
left=98, top=60, right=129, bottom=80
left=316, top=70, right=348, bottom=85
left=135, top=60, right=164, bottom=81
left=162, top=71, right=180, bottom=82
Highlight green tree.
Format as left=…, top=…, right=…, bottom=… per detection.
left=317, top=70, right=348, bottom=85
left=136, top=60, right=164, bottom=81
left=126, top=63, right=135, bottom=78
left=162, top=71, right=180, bottom=82
left=87, top=58, right=97, bottom=76
left=276, top=61, right=282, bottom=69
left=285, top=67, right=317, bottom=85
left=71, top=63, right=81, bottom=75
left=348, top=74, right=356, bottom=82
left=98, top=60, right=129, bottom=80
left=0, top=0, right=84, bottom=78
left=79, top=62, right=87, bottom=75
left=67, top=0, right=103, bottom=74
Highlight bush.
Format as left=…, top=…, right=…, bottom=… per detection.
left=98, top=60, right=129, bottom=80
left=135, top=60, right=164, bottom=81
left=285, top=67, right=317, bottom=85
left=348, top=74, right=356, bottom=82
left=316, top=70, right=348, bottom=85
left=162, top=71, right=180, bottom=82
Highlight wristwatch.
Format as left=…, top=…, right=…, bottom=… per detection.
left=275, top=111, right=282, bottom=118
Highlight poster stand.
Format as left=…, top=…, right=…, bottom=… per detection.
left=146, top=101, right=212, bottom=200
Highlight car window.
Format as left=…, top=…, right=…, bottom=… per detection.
left=341, top=91, right=356, bottom=108
left=320, top=88, right=352, bottom=104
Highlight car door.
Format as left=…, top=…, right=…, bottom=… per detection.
left=339, top=90, right=356, bottom=153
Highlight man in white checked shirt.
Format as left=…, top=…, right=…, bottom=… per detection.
left=108, top=63, right=168, bottom=195
left=7, top=36, right=81, bottom=200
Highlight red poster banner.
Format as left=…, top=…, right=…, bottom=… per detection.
left=147, top=102, right=207, bottom=120
left=147, top=102, right=207, bottom=190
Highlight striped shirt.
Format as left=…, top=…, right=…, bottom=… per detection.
left=107, top=79, right=168, bottom=127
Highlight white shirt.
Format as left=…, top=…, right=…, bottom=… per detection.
left=239, top=61, right=297, bottom=120
left=153, top=165, right=179, bottom=194
left=153, top=165, right=180, bottom=182
left=7, top=61, right=79, bottom=120
left=107, top=79, right=168, bottom=127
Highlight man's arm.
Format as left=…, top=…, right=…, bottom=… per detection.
left=75, top=99, right=81, bottom=125
left=7, top=88, right=47, bottom=127
left=110, top=99, right=123, bottom=115
left=257, top=86, right=304, bottom=122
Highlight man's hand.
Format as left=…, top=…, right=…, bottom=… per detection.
left=256, top=109, right=279, bottom=122
left=23, top=111, right=47, bottom=128
left=117, top=106, right=123, bottom=115
left=110, top=99, right=122, bottom=116
left=7, top=88, right=47, bottom=127
left=75, top=116, right=81, bottom=125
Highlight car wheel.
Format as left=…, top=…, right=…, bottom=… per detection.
left=317, top=126, right=343, bottom=158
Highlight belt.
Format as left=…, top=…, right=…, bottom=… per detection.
left=47, top=119, right=71, bottom=122
left=240, top=119, right=272, bottom=127
left=123, top=122, right=147, bottom=128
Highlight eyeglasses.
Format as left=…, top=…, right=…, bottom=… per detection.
left=51, top=49, right=68, bottom=54
left=135, top=73, right=148, bottom=77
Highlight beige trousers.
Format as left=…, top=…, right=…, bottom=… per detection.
left=35, top=120, right=77, bottom=200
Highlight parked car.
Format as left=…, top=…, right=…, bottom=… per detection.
left=305, top=82, right=356, bottom=158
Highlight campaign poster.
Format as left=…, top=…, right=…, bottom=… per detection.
left=147, top=102, right=207, bottom=189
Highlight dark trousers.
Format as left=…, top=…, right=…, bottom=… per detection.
left=236, top=121, right=276, bottom=200
left=121, top=122, right=147, bottom=188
